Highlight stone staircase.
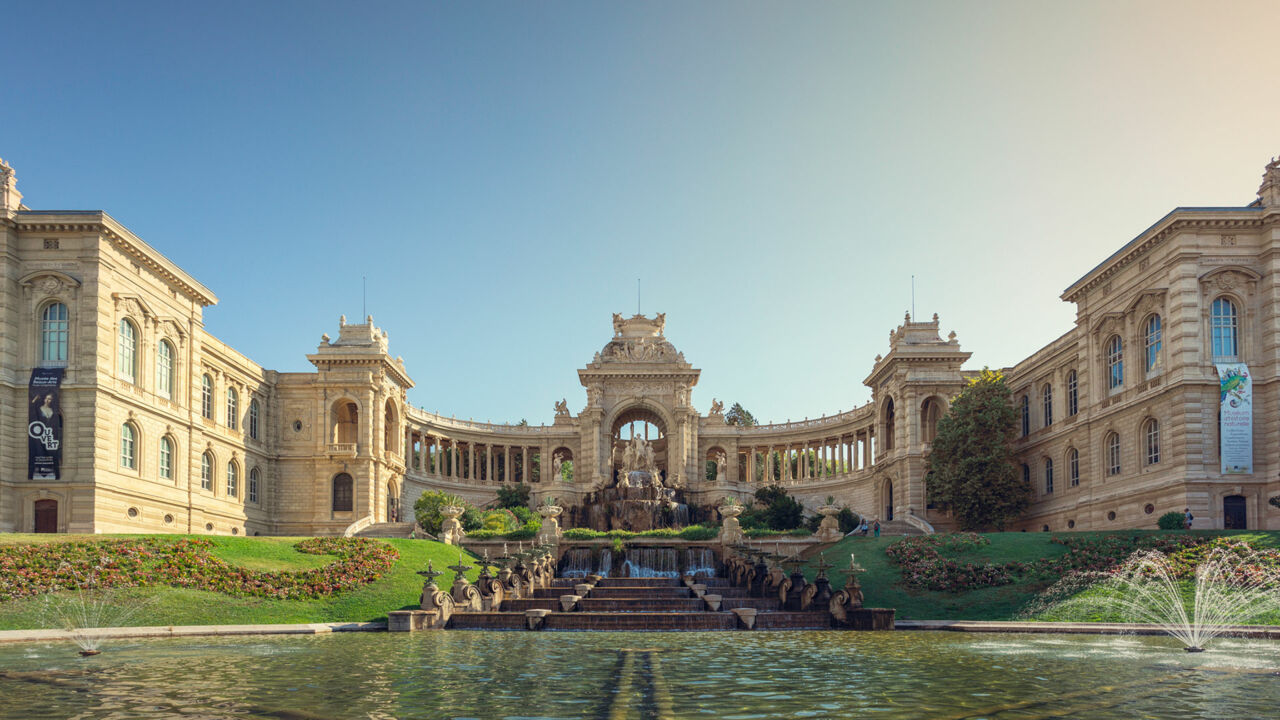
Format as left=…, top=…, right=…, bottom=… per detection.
left=353, top=521, right=417, bottom=538
left=447, top=576, right=833, bottom=631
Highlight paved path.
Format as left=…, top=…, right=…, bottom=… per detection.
left=0, top=621, right=385, bottom=644
left=898, top=619, right=1280, bottom=639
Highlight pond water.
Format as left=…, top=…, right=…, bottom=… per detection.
left=1, top=631, right=1279, bottom=719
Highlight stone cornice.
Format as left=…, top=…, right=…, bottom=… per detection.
left=306, top=355, right=415, bottom=388
left=1062, top=209, right=1267, bottom=304
left=16, top=211, right=218, bottom=306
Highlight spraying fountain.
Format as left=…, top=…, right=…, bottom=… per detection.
left=1039, top=544, right=1280, bottom=652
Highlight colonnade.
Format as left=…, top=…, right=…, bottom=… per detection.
left=738, top=429, right=877, bottom=485
left=403, top=429, right=542, bottom=484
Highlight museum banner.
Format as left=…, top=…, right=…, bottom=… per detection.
left=28, top=367, right=63, bottom=480
left=1216, top=363, right=1252, bottom=475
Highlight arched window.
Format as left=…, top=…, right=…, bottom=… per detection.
left=1211, top=297, right=1239, bottom=360
left=118, top=319, right=138, bottom=383
left=1066, top=370, right=1078, bottom=416
left=249, top=399, right=260, bottom=440
left=1106, top=432, right=1121, bottom=476
left=1042, top=384, right=1053, bottom=427
left=227, top=461, right=239, bottom=498
left=883, top=398, right=895, bottom=451
left=1144, top=315, right=1162, bottom=372
left=1106, top=336, right=1123, bottom=390
left=157, top=340, right=175, bottom=399
left=1144, top=418, right=1160, bottom=465
left=201, top=375, right=214, bottom=419
left=248, top=467, right=260, bottom=504
left=40, top=302, right=69, bottom=366
left=1020, top=395, right=1030, bottom=437
left=1044, top=458, right=1054, bottom=495
left=159, top=436, right=174, bottom=480
left=332, top=473, right=354, bottom=512
left=226, top=388, right=238, bottom=430
left=1021, top=463, right=1031, bottom=487
left=1068, top=448, right=1080, bottom=487
left=120, top=423, right=137, bottom=469
left=201, top=452, right=214, bottom=491
left=920, top=397, right=942, bottom=443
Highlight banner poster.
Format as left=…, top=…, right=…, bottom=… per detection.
left=1216, top=363, right=1252, bottom=475
left=27, top=367, right=63, bottom=480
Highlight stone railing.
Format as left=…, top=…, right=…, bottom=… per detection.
left=341, top=516, right=374, bottom=537
left=405, top=407, right=557, bottom=434
left=327, top=443, right=357, bottom=457
left=740, top=402, right=875, bottom=433
left=903, top=512, right=935, bottom=535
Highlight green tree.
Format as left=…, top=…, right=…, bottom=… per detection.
left=925, top=368, right=1028, bottom=531
left=724, top=402, right=757, bottom=427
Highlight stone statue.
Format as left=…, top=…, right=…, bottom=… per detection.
left=675, top=386, right=689, bottom=406
left=715, top=451, right=727, bottom=483
left=710, top=398, right=724, bottom=415
left=554, top=399, right=569, bottom=417
left=613, top=313, right=624, bottom=336
left=551, top=452, right=565, bottom=482
left=618, top=435, right=660, bottom=486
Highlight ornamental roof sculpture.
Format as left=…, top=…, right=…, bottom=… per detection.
left=595, top=313, right=686, bottom=365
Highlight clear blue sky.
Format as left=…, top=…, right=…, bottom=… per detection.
left=5, top=1, right=1279, bottom=424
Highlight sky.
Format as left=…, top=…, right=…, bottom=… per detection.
left=5, top=1, right=1279, bottom=426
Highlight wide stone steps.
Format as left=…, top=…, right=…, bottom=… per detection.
left=445, top=575, right=834, bottom=631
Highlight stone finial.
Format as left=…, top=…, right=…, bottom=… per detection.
left=0, top=157, right=23, bottom=218
left=1260, top=155, right=1280, bottom=208
left=339, top=315, right=347, bottom=326
left=321, top=333, right=331, bottom=344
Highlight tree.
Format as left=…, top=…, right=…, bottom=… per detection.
left=925, top=368, right=1028, bottom=531
left=724, top=402, right=756, bottom=427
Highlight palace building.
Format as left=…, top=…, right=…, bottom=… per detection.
left=2, top=156, right=1278, bottom=536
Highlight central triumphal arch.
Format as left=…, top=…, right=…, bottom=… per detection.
left=399, top=312, right=969, bottom=533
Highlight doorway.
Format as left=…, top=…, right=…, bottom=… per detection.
left=883, top=480, right=894, bottom=522
left=34, top=499, right=57, bottom=533
left=1223, top=495, right=1246, bottom=530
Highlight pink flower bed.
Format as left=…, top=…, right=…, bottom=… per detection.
left=886, top=533, right=1215, bottom=593
left=0, top=537, right=398, bottom=601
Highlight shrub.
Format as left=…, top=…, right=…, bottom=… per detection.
left=496, top=483, right=531, bottom=509
left=1157, top=511, right=1187, bottom=530
left=748, top=485, right=805, bottom=531
left=678, top=525, right=718, bottom=541
left=562, top=528, right=601, bottom=540
left=836, top=507, right=860, bottom=533
left=510, top=506, right=536, bottom=525
left=481, top=509, right=520, bottom=533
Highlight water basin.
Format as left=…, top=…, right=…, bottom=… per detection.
left=1, top=631, right=1279, bottom=718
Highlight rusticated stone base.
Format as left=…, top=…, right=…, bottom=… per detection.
left=840, top=608, right=895, bottom=631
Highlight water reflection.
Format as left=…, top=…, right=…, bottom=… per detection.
left=1, top=631, right=1278, bottom=719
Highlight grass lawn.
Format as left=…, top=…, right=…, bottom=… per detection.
left=804, top=529, right=1280, bottom=621
left=0, top=535, right=481, bottom=631
left=3, top=529, right=1277, bottom=629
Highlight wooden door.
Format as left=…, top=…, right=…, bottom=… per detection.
left=33, top=499, right=57, bottom=533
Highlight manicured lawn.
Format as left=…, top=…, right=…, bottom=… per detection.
left=0, top=535, right=480, bottom=631
left=804, top=529, right=1280, bottom=621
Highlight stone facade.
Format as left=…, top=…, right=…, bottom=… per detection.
left=2, top=155, right=1278, bottom=535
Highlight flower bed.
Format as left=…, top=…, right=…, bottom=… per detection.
left=0, top=537, right=398, bottom=601
left=886, top=533, right=1214, bottom=593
